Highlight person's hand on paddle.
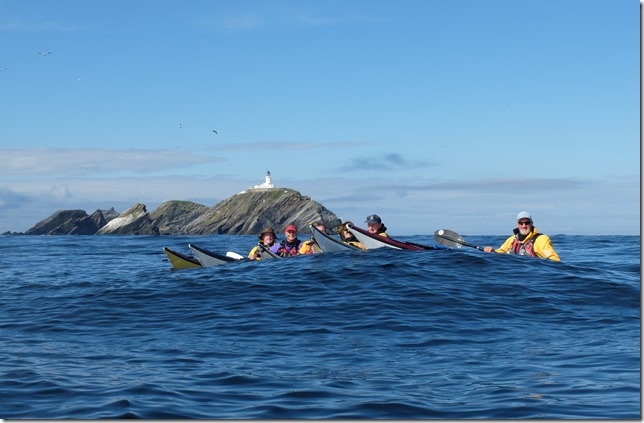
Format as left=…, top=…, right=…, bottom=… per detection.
left=483, top=246, right=495, bottom=253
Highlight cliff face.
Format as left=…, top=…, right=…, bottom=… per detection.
left=22, top=188, right=341, bottom=236
left=183, top=188, right=340, bottom=235
left=96, top=203, right=160, bottom=235
left=26, top=209, right=107, bottom=235
left=149, top=201, right=209, bottom=235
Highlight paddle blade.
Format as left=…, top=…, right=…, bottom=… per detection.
left=434, top=229, right=466, bottom=248
left=226, top=251, right=245, bottom=260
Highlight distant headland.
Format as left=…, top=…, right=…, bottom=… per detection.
left=3, top=172, right=341, bottom=236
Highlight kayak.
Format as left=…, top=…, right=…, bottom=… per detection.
left=310, top=224, right=361, bottom=253
left=256, top=242, right=282, bottom=259
left=163, top=246, right=202, bottom=269
left=346, top=223, right=436, bottom=250
left=165, top=226, right=441, bottom=270
left=188, top=243, right=242, bottom=267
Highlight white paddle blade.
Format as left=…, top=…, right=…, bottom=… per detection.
left=226, top=251, right=245, bottom=260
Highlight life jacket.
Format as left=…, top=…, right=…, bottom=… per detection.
left=249, top=241, right=275, bottom=260
left=277, top=239, right=302, bottom=257
left=508, top=233, right=542, bottom=257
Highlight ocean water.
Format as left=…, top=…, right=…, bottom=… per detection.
left=0, top=234, right=639, bottom=419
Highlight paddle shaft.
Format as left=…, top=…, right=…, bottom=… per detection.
left=435, top=230, right=487, bottom=251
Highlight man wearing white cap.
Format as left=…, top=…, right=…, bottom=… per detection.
left=483, top=211, right=560, bottom=261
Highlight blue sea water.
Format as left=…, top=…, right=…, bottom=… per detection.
left=0, top=233, right=640, bottom=419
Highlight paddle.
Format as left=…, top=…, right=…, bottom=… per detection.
left=433, top=229, right=489, bottom=252
left=257, top=242, right=281, bottom=259
left=404, top=241, right=436, bottom=250
left=226, top=251, right=245, bottom=260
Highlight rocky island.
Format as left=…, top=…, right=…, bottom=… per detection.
left=10, top=172, right=342, bottom=236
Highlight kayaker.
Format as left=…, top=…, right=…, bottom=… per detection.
left=365, top=214, right=389, bottom=237
left=270, top=224, right=304, bottom=257
left=339, top=224, right=365, bottom=249
left=300, top=220, right=326, bottom=254
left=248, top=226, right=277, bottom=260
left=483, top=211, right=560, bottom=262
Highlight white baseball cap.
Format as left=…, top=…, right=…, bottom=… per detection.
left=517, top=211, right=532, bottom=221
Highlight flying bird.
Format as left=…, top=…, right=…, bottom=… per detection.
left=212, top=130, right=217, bottom=134
left=38, top=51, right=52, bottom=56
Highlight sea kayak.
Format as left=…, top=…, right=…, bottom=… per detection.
left=346, top=223, right=436, bottom=250
left=188, top=243, right=243, bottom=267
left=310, top=224, right=361, bottom=253
left=163, top=246, right=202, bottom=270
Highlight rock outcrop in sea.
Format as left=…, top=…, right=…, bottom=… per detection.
left=25, top=208, right=119, bottom=235
left=20, top=188, right=341, bottom=236
left=96, top=203, right=160, bottom=235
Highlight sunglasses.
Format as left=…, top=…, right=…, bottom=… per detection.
left=517, top=220, right=532, bottom=226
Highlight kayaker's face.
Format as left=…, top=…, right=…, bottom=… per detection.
left=285, top=230, right=297, bottom=241
left=262, top=233, right=274, bottom=245
left=517, top=219, right=532, bottom=236
left=367, top=222, right=381, bottom=233
left=343, top=229, right=352, bottom=239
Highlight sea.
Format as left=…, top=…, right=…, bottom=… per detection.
left=0, top=233, right=640, bottom=419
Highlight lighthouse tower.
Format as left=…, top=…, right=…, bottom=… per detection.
left=263, top=171, right=274, bottom=187
left=250, top=171, right=276, bottom=189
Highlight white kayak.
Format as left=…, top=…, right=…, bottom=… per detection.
left=310, top=224, right=361, bottom=253
left=346, top=223, right=434, bottom=251
left=188, top=243, right=243, bottom=267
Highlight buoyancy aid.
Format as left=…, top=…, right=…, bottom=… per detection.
left=496, top=226, right=560, bottom=261
left=507, top=229, right=541, bottom=257
left=275, top=239, right=303, bottom=257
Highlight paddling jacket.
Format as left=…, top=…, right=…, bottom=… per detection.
left=376, top=224, right=389, bottom=238
left=299, top=239, right=320, bottom=255
left=248, top=242, right=276, bottom=260
left=495, top=227, right=560, bottom=262
left=342, top=234, right=365, bottom=250
left=270, top=239, right=304, bottom=257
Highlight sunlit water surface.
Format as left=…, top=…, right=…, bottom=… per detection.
left=0, top=234, right=639, bottom=419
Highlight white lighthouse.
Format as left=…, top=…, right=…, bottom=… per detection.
left=250, top=171, right=276, bottom=190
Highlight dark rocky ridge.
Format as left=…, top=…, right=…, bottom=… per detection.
left=24, top=208, right=119, bottom=235
left=16, top=188, right=341, bottom=236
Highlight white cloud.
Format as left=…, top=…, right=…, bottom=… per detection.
left=201, top=6, right=381, bottom=33
left=0, top=148, right=224, bottom=176
left=215, top=141, right=368, bottom=152
left=0, top=167, right=638, bottom=236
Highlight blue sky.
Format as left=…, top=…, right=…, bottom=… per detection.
left=0, top=0, right=639, bottom=236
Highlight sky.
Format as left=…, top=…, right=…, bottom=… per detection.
left=0, top=0, right=640, bottom=236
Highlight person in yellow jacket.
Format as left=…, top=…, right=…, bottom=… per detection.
left=248, top=227, right=277, bottom=260
left=339, top=224, right=365, bottom=249
left=299, top=220, right=327, bottom=254
left=483, top=211, right=560, bottom=261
